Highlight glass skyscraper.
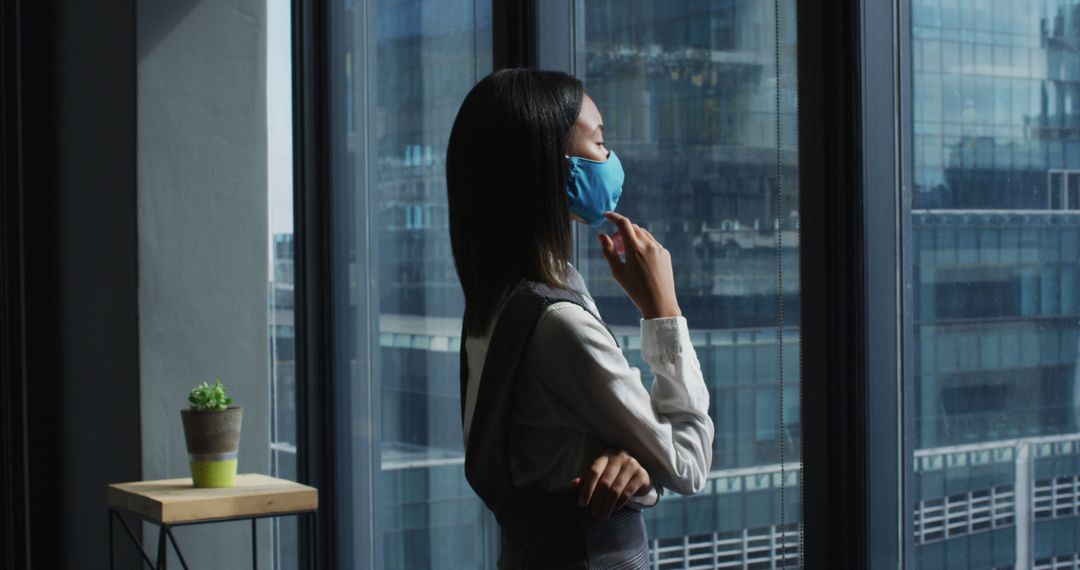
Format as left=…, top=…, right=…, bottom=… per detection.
left=911, top=0, right=1080, bottom=567
left=575, top=1, right=802, bottom=566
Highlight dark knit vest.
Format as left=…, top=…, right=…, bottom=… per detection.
left=460, top=281, right=650, bottom=569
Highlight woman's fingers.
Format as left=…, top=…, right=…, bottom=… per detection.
left=612, top=472, right=649, bottom=513
left=638, top=226, right=660, bottom=246
left=598, top=234, right=622, bottom=274
left=589, top=466, right=615, bottom=517
left=602, top=467, right=638, bottom=518
left=608, top=212, right=657, bottom=254
left=604, top=212, right=641, bottom=249
left=591, top=460, right=622, bottom=517
left=611, top=231, right=626, bottom=256
left=598, top=211, right=681, bottom=319
left=577, top=450, right=653, bottom=519
left=578, top=454, right=609, bottom=507
left=580, top=450, right=621, bottom=512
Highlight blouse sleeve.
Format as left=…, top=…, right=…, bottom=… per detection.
left=527, top=302, right=715, bottom=495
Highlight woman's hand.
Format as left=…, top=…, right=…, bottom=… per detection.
left=598, top=211, right=682, bottom=319
left=571, top=449, right=653, bottom=519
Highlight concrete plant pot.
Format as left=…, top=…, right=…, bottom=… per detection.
left=180, top=406, right=243, bottom=488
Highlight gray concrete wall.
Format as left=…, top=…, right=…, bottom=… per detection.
left=137, top=0, right=270, bottom=567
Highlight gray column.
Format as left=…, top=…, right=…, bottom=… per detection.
left=137, top=0, right=270, bottom=567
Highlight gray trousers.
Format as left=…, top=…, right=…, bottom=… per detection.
left=495, top=498, right=651, bottom=569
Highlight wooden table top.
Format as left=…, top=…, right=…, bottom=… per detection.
left=107, top=473, right=318, bottom=524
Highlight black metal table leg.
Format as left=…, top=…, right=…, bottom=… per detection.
left=252, top=517, right=258, bottom=569
left=166, top=528, right=190, bottom=570
left=110, top=508, right=157, bottom=569
left=156, top=524, right=168, bottom=570
left=107, top=510, right=314, bottom=569
left=310, top=512, right=317, bottom=570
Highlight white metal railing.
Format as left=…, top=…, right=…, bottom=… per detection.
left=644, top=430, right=1080, bottom=566
left=913, top=486, right=1015, bottom=544
left=1035, top=553, right=1080, bottom=570
left=910, top=432, right=1080, bottom=570
left=1034, top=475, right=1080, bottom=520
left=650, top=525, right=801, bottom=569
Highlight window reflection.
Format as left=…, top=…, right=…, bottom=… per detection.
left=267, top=0, right=297, bottom=565
left=333, top=0, right=801, bottom=567
left=911, top=0, right=1080, bottom=567
left=341, top=1, right=494, bottom=568
left=577, top=0, right=802, bottom=566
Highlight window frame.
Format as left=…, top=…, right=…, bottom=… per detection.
left=294, top=1, right=500, bottom=567
left=291, top=0, right=917, bottom=568
left=798, top=0, right=914, bottom=566
left=292, top=0, right=335, bottom=566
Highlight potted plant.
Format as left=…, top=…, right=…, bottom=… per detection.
left=181, top=380, right=243, bottom=488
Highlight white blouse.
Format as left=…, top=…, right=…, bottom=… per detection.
left=462, top=266, right=715, bottom=510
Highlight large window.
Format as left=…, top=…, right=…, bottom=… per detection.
left=575, top=1, right=802, bottom=566
left=329, top=1, right=494, bottom=567
left=321, top=0, right=799, bottom=567
left=290, top=0, right=1080, bottom=566
left=908, top=0, right=1080, bottom=567
left=268, top=0, right=298, bottom=566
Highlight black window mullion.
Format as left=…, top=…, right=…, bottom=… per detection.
left=798, top=0, right=913, bottom=566
left=292, top=0, right=337, bottom=567
left=897, top=0, right=916, bottom=564
left=799, top=0, right=913, bottom=566
left=861, top=0, right=913, bottom=565
left=493, top=0, right=536, bottom=70
left=0, top=0, right=29, bottom=565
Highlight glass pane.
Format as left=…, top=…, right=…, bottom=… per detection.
left=910, top=1, right=1080, bottom=567
left=577, top=1, right=802, bottom=566
left=1068, top=173, right=1079, bottom=210
left=1052, top=171, right=1065, bottom=210
left=330, top=0, right=493, bottom=567
left=267, top=0, right=298, bottom=566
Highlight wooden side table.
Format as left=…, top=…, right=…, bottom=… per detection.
left=107, top=473, right=318, bottom=570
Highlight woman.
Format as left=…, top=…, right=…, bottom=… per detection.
left=446, top=68, right=714, bottom=569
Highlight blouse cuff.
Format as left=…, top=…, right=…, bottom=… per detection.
left=639, top=316, right=692, bottom=360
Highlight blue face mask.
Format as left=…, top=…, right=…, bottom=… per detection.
left=565, top=150, right=625, bottom=228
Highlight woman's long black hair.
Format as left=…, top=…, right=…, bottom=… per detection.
left=446, top=68, right=584, bottom=336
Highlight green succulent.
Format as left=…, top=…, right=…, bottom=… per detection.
left=188, top=380, right=234, bottom=412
